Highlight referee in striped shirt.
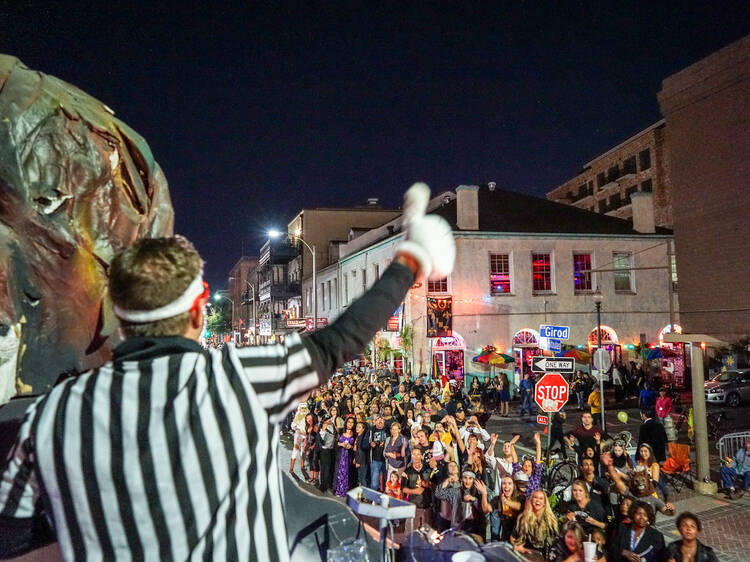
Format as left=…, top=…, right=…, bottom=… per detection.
left=0, top=183, right=454, bottom=561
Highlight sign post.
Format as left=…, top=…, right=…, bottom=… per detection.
left=531, top=357, right=575, bottom=374
left=534, top=373, right=570, bottom=452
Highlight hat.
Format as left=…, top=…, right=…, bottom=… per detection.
left=513, top=471, right=529, bottom=482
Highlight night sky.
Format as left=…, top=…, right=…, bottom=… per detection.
left=5, top=2, right=750, bottom=287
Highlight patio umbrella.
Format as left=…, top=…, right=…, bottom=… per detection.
left=488, top=353, right=514, bottom=365
left=557, top=348, right=591, bottom=361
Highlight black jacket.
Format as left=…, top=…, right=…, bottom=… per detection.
left=637, top=418, right=668, bottom=462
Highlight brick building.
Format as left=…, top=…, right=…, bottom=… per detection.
left=546, top=120, right=673, bottom=228
left=657, top=34, right=750, bottom=342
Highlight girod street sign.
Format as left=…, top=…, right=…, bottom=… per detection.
left=531, top=357, right=575, bottom=374
left=534, top=373, right=570, bottom=413
left=539, top=324, right=570, bottom=340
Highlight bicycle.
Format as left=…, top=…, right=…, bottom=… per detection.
left=707, top=411, right=730, bottom=441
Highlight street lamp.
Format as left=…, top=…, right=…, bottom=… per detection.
left=270, top=229, right=317, bottom=332
left=214, top=293, right=234, bottom=341
left=592, top=287, right=605, bottom=430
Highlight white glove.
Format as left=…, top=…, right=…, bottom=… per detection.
left=396, top=183, right=455, bottom=280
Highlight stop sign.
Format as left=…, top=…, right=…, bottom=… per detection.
left=534, top=373, right=569, bottom=412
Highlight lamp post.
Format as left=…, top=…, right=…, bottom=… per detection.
left=214, top=293, right=234, bottom=342
left=270, top=229, right=317, bottom=332
left=592, top=287, right=605, bottom=430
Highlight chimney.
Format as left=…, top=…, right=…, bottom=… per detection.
left=630, top=192, right=655, bottom=233
left=456, top=185, right=479, bottom=230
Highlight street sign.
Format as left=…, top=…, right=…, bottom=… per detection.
left=537, top=415, right=549, bottom=425
left=548, top=338, right=561, bottom=353
left=534, top=373, right=569, bottom=412
left=531, top=357, right=575, bottom=374
left=539, top=324, right=570, bottom=340
left=593, top=348, right=612, bottom=373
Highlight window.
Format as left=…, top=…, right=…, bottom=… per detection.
left=321, top=282, right=326, bottom=310
left=610, top=193, right=622, bottom=208
left=428, top=277, right=448, bottom=293
left=532, top=252, right=553, bottom=293
left=623, top=156, right=637, bottom=174
left=344, top=273, right=349, bottom=304
left=573, top=253, right=592, bottom=293
left=598, top=199, right=607, bottom=213
left=625, top=185, right=637, bottom=202
left=641, top=179, right=652, bottom=193
left=333, top=278, right=338, bottom=308
left=374, top=263, right=380, bottom=281
left=639, top=149, right=651, bottom=170
left=490, top=253, right=512, bottom=294
left=327, top=280, right=332, bottom=310
left=613, top=252, right=635, bottom=293
left=597, top=172, right=606, bottom=187
left=361, top=269, right=367, bottom=293
left=607, top=165, right=620, bottom=183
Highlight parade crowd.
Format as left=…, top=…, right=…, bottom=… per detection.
left=284, top=362, right=720, bottom=562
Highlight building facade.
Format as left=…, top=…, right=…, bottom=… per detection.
left=227, top=256, right=258, bottom=342
left=657, top=34, right=750, bottom=342
left=546, top=121, right=673, bottom=229
left=286, top=203, right=401, bottom=320
left=315, top=185, right=678, bottom=385
left=257, top=237, right=300, bottom=343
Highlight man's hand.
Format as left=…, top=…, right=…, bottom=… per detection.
left=533, top=432, right=541, bottom=444
left=395, top=183, right=455, bottom=281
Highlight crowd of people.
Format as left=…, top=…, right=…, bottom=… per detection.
left=282, top=362, right=720, bottom=561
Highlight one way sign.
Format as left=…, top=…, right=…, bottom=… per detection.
left=531, top=357, right=575, bottom=374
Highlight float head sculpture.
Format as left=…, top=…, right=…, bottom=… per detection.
left=0, top=55, right=174, bottom=403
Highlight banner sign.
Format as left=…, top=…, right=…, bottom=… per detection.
left=385, top=304, right=403, bottom=332
left=427, top=296, right=452, bottom=338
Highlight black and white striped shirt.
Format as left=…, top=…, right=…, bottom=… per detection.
left=0, top=261, right=414, bottom=561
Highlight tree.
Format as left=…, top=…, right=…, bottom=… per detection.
left=207, top=305, right=231, bottom=335
left=399, top=325, right=414, bottom=376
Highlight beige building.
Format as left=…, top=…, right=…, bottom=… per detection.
left=285, top=202, right=400, bottom=320
left=227, top=256, right=259, bottom=341
left=313, top=185, right=678, bottom=383
left=546, top=121, right=673, bottom=228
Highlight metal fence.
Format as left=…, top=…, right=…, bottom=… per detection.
left=717, top=431, right=750, bottom=460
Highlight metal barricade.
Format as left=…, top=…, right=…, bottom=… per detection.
left=717, top=431, right=750, bottom=460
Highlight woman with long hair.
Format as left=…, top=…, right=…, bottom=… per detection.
left=635, top=442, right=668, bottom=500
left=611, top=440, right=635, bottom=474
left=289, top=403, right=309, bottom=475
left=384, top=422, right=407, bottom=479
left=302, top=413, right=320, bottom=486
left=330, top=405, right=344, bottom=433
left=498, top=372, right=511, bottom=417
left=562, top=480, right=607, bottom=533
left=511, top=489, right=558, bottom=556
left=491, top=476, right=522, bottom=542
left=334, top=416, right=356, bottom=497
left=609, top=500, right=664, bottom=562
left=549, top=521, right=585, bottom=562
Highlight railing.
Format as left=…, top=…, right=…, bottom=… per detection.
left=717, top=431, right=750, bottom=460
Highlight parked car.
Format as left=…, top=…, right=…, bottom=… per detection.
left=705, top=368, right=750, bottom=407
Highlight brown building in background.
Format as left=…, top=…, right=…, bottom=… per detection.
left=546, top=120, right=673, bottom=228
left=658, top=34, right=750, bottom=342
left=227, top=256, right=259, bottom=341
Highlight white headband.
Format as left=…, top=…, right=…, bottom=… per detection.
left=113, top=273, right=205, bottom=323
